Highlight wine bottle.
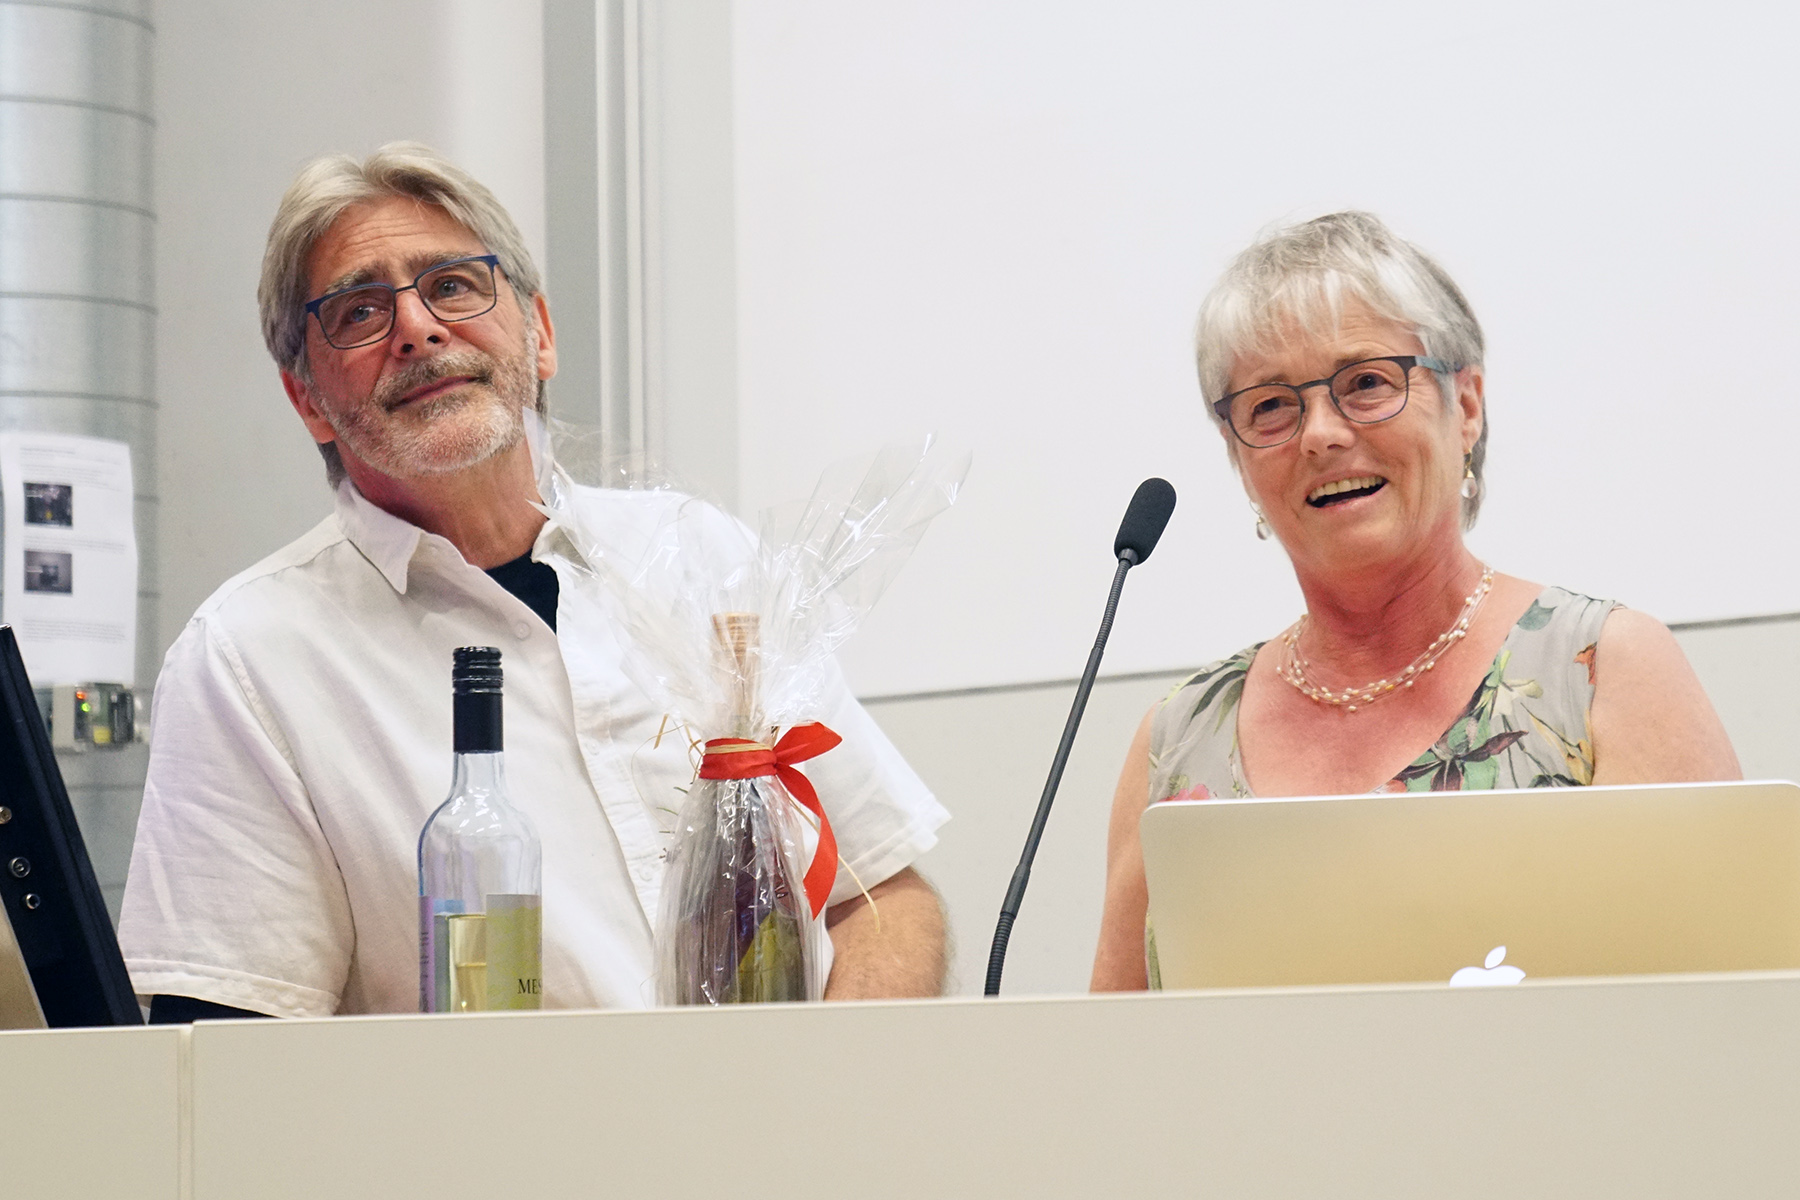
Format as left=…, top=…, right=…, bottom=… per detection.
left=419, top=646, right=543, bottom=1012
left=658, top=613, right=817, bottom=1004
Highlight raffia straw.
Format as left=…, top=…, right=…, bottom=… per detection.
left=835, top=853, right=881, bottom=933
left=632, top=719, right=697, bottom=828
left=684, top=725, right=706, bottom=775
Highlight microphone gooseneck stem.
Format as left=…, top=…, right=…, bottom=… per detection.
left=984, top=549, right=1138, bottom=996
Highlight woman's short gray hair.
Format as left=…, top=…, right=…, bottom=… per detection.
left=1195, top=212, right=1490, bottom=527
left=257, top=141, right=543, bottom=378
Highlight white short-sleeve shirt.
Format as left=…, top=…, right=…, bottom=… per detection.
left=118, top=482, right=947, bottom=1016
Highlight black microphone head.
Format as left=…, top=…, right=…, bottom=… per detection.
left=1114, top=478, right=1177, bottom=564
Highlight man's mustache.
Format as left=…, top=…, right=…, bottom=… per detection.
left=373, top=354, right=496, bottom=412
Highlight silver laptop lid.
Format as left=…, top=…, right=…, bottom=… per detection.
left=1141, top=780, right=1800, bottom=990
left=0, top=898, right=47, bottom=1030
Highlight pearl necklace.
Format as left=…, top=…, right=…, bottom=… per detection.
left=1278, top=564, right=1495, bottom=713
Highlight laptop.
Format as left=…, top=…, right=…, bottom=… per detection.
left=0, top=626, right=140, bottom=1028
left=1140, top=780, right=1800, bottom=990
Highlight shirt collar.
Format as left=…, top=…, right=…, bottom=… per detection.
left=333, top=480, right=428, bottom=594
left=334, top=479, right=565, bottom=594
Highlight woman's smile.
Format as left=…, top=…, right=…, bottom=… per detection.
left=1305, top=475, right=1388, bottom=507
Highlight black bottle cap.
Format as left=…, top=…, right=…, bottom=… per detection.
left=452, top=646, right=503, bottom=694
left=452, top=647, right=503, bottom=753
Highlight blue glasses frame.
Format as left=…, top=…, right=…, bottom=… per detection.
left=304, top=254, right=503, bottom=349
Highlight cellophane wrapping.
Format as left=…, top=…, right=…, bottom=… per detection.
left=529, top=416, right=967, bottom=1004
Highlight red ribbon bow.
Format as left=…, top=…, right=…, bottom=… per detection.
left=697, top=722, right=842, bottom=918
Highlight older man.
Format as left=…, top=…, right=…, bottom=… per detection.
left=120, top=144, right=948, bottom=1019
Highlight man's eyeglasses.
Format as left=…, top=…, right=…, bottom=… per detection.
left=304, top=255, right=502, bottom=350
left=1212, top=355, right=1452, bottom=449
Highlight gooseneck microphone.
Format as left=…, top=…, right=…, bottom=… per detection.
left=984, top=478, right=1177, bottom=996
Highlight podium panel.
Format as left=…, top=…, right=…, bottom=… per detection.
left=0, top=1024, right=184, bottom=1200
left=185, top=975, right=1800, bottom=1199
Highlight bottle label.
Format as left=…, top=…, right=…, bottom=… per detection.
left=421, top=898, right=468, bottom=1013
left=419, top=896, right=432, bottom=1012
left=484, top=894, right=543, bottom=1010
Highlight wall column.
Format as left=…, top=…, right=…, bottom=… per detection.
left=543, top=0, right=739, bottom=509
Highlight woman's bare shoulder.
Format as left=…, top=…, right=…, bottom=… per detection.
left=1590, top=606, right=1742, bottom=784
left=1598, top=604, right=1678, bottom=650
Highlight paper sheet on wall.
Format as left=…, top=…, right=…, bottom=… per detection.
left=0, top=433, right=138, bottom=686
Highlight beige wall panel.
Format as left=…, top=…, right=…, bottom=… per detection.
left=1676, top=618, right=1800, bottom=783
left=868, top=671, right=1176, bottom=997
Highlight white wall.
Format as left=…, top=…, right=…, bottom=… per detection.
left=734, top=1, right=1800, bottom=698
left=155, top=0, right=1800, bottom=694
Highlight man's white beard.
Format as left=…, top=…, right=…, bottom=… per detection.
left=325, top=331, right=538, bottom=480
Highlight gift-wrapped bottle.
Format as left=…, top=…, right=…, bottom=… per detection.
left=528, top=426, right=970, bottom=1007
left=419, top=646, right=543, bottom=1012
left=656, top=613, right=822, bottom=1004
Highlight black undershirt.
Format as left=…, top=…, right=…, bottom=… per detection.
left=149, top=554, right=562, bottom=1023
left=485, top=552, right=560, bottom=632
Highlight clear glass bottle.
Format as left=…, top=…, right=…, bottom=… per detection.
left=419, top=646, right=542, bottom=1012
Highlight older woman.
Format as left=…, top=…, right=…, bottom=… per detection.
left=1091, top=212, right=1740, bottom=991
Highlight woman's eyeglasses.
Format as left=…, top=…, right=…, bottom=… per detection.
left=1214, top=355, right=1452, bottom=448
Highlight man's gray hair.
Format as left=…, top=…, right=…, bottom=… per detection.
left=257, top=142, right=546, bottom=485
left=1194, top=212, right=1490, bottom=527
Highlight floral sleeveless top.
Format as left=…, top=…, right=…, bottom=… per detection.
left=1150, top=587, right=1619, bottom=804
left=1142, top=587, right=1616, bottom=987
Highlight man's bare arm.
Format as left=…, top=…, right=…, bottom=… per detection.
left=822, top=866, right=947, bottom=1000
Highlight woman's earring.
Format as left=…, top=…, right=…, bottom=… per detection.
left=1460, top=453, right=1478, bottom=501
left=1251, top=503, right=1272, bottom=541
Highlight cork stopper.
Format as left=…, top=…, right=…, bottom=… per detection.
left=711, top=612, right=761, bottom=735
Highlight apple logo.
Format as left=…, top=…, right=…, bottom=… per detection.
left=1448, top=945, right=1526, bottom=987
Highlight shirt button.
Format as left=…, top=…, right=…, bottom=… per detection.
left=513, top=620, right=531, bottom=639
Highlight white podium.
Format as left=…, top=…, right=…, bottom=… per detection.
left=5, top=975, right=1800, bottom=1198
left=0, top=1024, right=183, bottom=1198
